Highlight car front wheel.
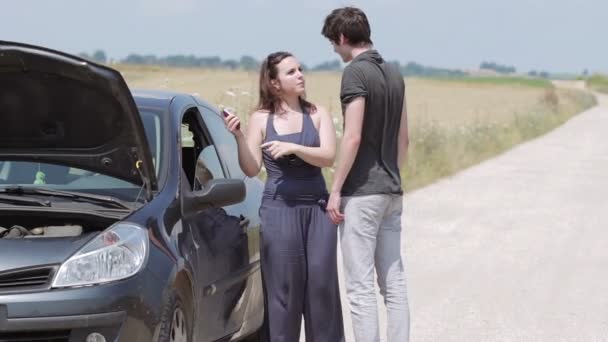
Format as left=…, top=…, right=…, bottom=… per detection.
left=158, top=289, right=191, bottom=342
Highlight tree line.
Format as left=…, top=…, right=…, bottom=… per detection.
left=78, top=50, right=554, bottom=78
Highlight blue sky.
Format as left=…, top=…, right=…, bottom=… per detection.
left=1, top=0, right=605, bottom=73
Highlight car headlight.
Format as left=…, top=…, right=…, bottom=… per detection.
left=52, top=223, right=148, bottom=288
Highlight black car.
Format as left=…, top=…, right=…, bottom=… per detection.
left=0, top=41, right=264, bottom=342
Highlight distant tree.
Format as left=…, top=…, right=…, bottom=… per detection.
left=401, top=62, right=466, bottom=77
left=92, top=50, right=107, bottom=63
left=222, top=59, right=239, bottom=70
left=539, top=71, right=550, bottom=79
left=123, top=54, right=158, bottom=65
left=528, top=70, right=538, bottom=77
left=78, top=52, right=91, bottom=60
left=480, top=61, right=516, bottom=74
left=402, top=62, right=424, bottom=75
left=164, top=55, right=195, bottom=67
left=239, top=55, right=259, bottom=71
left=312, top=59, right=342, bottom=71
left=388, top=60, right=401, bottom=69
left=199, top=56, right=222, bottom=68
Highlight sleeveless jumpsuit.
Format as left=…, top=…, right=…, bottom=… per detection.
left=259, top=110, right=344, bottom=342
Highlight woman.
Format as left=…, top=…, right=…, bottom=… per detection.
left=223, top=51, right=344, bottom=342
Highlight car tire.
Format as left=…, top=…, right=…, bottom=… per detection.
left=158, top=288, right=192, bottom=342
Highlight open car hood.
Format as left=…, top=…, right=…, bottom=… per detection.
left=0, top=41, right=156, bottom=197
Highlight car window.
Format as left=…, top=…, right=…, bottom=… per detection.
left=199, top=106, right=246, bottom=179
left=0, top=110, right=163, bottom=200
left=140, top=110, right=162, bottom=177
left=0, top=161, right=134, bottom=188
left=194, top=146, right=224, bottom=189
left=181, top=109, right=226, bottom=191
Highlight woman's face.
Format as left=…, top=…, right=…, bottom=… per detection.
left=273, top=56, right=306, bottom=97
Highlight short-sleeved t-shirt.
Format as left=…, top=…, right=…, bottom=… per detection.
left=340, top=49, right=405, bottom=196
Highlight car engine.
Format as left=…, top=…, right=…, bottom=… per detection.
left=0, top=224, right=83, bottom=238
left=0, top=213, right=117, bottom=239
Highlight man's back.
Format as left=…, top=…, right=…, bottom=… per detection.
left=340, top=49, right=405, bottom=196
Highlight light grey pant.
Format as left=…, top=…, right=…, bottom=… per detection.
left=340, top=194, right=410, bottom=342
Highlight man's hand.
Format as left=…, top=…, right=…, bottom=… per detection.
left=327, top=191, right=344, bottom=224
left=261, top=141, right=297, bottom=159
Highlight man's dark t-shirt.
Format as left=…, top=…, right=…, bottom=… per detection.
left=340, top=50, right=405, bottom=197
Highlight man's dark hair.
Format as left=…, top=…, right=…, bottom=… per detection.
left=322, top=7, right=373, bottom=46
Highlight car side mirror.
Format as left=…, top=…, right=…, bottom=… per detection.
left=193, top=179, right=246, bottom=207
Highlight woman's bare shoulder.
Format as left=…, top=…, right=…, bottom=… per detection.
left=311, top=106, right=333, bottom=123
left=248, top=111, right=270, bottom=140
left=249, top=110, right=270, bottom=124
left=250, top=110, right=270, bottom=118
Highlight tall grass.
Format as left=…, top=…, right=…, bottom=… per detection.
left=587, top=74, right=608, bottom=94
left=402, top=88, right=596, bottom=190
left=117, top=65, right=597, bottom=191
left=426, top=76, right=553, bottom=88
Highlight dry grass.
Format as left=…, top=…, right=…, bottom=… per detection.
left=118, top=65, right=552, bottom=126
left=587, top=74, right=608, bottom=94
left=404, top=86, right=596, bottom=189
left=116, top=65, right=596, bottom=191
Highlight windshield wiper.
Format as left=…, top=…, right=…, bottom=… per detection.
left=0, top=186, right=132, bottom=210
left=0, top=194, right=51, bottom=207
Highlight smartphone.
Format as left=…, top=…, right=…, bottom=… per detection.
left=222, top=109, right=240, bottom=130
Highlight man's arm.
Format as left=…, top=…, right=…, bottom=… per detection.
left=326, top=97, right=365, bottom=224
left=331, top=97, right=365, bottom=193
left=263, top=107, right=336, bottom=168
left=397, top=100, right=409, bottom=169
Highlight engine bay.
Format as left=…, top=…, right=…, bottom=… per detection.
left=0, top=213, right=116, bottom=239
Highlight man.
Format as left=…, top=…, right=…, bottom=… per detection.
left=322, top=7, right=410, bottom=342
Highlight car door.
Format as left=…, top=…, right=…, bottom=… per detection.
left=198, top=105, right=264, bottom=333
left=179, top=106, right=248, bottom=341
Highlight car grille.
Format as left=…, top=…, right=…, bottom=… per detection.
left=0, top=330, right=70, bottom=342
left=0, top=267, right=54, bottom=291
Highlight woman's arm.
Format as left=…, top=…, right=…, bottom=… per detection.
left=261, top=107, right=337, bottom=168
left=225, top=111, right=265, bottom=177
left=293, top=107, right=336, bottom=167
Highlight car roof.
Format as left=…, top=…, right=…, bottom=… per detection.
left=131, top=89, right=216, bottom=110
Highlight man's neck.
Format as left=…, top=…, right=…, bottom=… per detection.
left=350, top=44, right=372, bottom=60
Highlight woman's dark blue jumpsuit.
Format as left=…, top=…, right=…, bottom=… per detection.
left=259, top=111, right=344, bottom=342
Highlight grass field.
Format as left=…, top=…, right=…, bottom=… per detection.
left=427, top=76, right=553, bottom=88
left=587, top=74, right=608, bottom=94
left=116, top=65, right=596, bottom=191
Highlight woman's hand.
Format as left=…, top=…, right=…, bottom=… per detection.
left=222, top=109, right=243, bottom=137
left=261, top=141, right=298, bottom=159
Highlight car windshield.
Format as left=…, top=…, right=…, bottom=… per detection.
left=0, top=110, right=163, bottom=202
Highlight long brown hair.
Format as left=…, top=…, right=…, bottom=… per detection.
left=257, top=51, right=316, bottom=114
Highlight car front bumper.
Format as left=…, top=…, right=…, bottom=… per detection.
left=0, top=269, right=167, bottom=342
